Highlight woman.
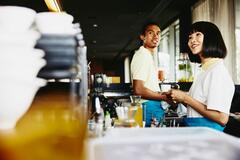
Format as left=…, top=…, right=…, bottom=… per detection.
left=169, top=21, right=234, bottom=131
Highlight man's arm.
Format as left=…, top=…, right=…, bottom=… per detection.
left=133, top=80, right=167, bottom=101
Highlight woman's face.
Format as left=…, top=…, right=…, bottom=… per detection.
left=188, top=31, right=204, bottom=55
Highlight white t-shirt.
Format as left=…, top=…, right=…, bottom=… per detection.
left=188, top=59, right=234, bottom=117
left=130, top=46, right=160, bottom=92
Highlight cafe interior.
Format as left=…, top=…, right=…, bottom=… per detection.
left=0, top=0, right=240, bottom=159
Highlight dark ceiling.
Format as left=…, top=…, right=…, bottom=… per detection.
left=0, top=0, right=197, bottom=60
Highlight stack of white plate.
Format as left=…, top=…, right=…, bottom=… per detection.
left=0, top=6, right=46, bottom=130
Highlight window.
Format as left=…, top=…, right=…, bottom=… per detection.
left=235, top=0, right=240, bottom=84
left=158, top=19, right=179, bottom=82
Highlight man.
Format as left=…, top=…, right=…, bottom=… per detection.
left=130, top=21, right=170, bottom=127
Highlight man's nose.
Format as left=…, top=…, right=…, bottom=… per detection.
left=153, top=33, right=159, bottom=38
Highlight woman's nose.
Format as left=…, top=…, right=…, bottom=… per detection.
left=189, top=37, right=196, bottom=44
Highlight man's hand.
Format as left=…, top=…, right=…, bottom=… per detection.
left=161, top=92, right=178, bottom=107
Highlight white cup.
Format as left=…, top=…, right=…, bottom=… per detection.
left=160, top=84, right=171, bottom=92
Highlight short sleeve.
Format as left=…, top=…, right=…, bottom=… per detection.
left=131, top=53, right=151, bottom=81
left=204, top=68, right=234, bottom=113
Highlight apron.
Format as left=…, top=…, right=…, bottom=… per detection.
left=142, top=100, right=164, bottom=127
left=183, top=117, right=225, bottom=131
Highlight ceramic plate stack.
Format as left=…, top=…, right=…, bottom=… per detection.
left=35, top=12, right=79, bottom=79
left=0, top=6, right=46, bottom=130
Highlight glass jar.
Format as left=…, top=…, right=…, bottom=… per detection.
left=176, top=53, right=193, bottom=82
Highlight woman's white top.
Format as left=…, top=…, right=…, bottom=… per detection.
left=188, top=59, right=234, bottom=117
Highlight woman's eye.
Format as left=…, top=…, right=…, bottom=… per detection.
left=196, top=33, right=202, bottom=36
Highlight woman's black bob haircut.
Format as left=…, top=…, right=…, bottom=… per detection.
left=187, top=21, right=227, bottom=63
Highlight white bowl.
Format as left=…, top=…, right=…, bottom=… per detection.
left=36, top=12, right=73, bottom=24
left=37, top=24, right=76, bottom=35
left=0, top=48, right=45, bottom=58
left=0, top=78, right=46, bottom=130
left=0, top=49, right=46, bottom=78
left=0, top=30, right=40, bottom=48
left=0, top=48, right=46, bottom=64
left=35, top=12, right=75, bottom=34
left=0, top=59, right=46, bottom=79
left=0, top=6, right=36, bottom=32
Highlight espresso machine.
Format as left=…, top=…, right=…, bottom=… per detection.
left=90, top=73, right=132, bottom=120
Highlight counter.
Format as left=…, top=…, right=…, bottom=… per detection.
left=88, top=127, right=240, bottom=160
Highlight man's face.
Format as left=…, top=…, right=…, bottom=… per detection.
left=141, top=25, right=161, bottom=49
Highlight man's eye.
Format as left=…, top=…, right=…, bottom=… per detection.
left=148, top=31, right=153, bottom=35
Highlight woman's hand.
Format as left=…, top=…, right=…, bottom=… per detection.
left=169, top=89, right=187, bottom=103
left=161, top=91, right=178, bottom=107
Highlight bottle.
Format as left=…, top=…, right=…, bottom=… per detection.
left=177, top=53, right=193, bottom=82
left=95, top=108, right=104, bottom=137
left=104, top=111, right=112, bottom=130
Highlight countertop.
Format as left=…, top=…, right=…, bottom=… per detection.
left=88, top=127, right=240, bottom=160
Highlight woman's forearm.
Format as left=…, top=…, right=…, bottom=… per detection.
left=183, top=95, right=229, bottom=126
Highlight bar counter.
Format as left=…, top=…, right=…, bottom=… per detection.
left=88, top=127, right=240, bottom=160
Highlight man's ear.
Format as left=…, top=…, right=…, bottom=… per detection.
left=140, top=35, right=145, bottom=41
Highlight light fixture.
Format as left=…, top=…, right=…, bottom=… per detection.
left=44, top=0, right=63, bottom=12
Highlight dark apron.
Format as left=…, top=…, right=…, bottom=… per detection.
left=183, top=117, right=225, bottom=131
left=142, top=100, right=164, bottom=127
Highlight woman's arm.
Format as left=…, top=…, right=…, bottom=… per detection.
left=170, top=89, right=229, bottom=126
